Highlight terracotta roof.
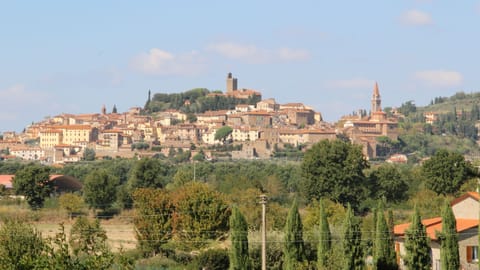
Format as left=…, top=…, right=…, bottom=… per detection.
left=243, top=111, right=272, bottom=116
left=0, top=175, right=14, bottom=188
left=0, top=174, right=67, bottom=189
left=451, top=191, right=479, bottom=206
left=394, top=217, right=479, bottom=240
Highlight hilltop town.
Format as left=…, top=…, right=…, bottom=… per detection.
left=0, top=73, right=400, bottom=164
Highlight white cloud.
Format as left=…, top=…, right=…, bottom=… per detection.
left=277, top=48, right=310, bottom=61
left=326, top=78, right=375, bottom=89
left=414, top=70, right=463, bottom=87
left=0, top=84, right=50, bottom=130
left=0, top=84, right=47, bottom=103
left=130, top=48, right=205, bottom=76
left=207, top=42, right=309, bottom=63
left=400, top=9, right=433, bottom=26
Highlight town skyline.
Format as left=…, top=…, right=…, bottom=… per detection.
left=2, top=1, right=480, bottom=133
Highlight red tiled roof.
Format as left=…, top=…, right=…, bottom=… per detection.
left=0, top=174, right=65, bottom=189
left=451, top=191, right=479, bottom=206
left=394, top=217, right=479, bottom=240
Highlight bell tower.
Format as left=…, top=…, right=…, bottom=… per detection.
left=371, top=82, right=381, bottom=113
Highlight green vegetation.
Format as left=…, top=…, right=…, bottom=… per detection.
left=438, top=201, right=460, bottom=270
left=316, top=199, right=331, bottom=270
left=301, top=139, right=369, bottom=210
left=404, top=207, right=431, bottom=270
left=422, top=149, right=476, bottom=196
left=373, top=202, right=397, bottom=270
left=283, top=198, right=305, bottom=270
left=229, top=206, right=251, bottom=270
left=83, top=168, right=119, bottom=212
left=132, top=188, right=174, bottom=256
left=342, top=204, right=363, bottom=270
left=13, top=164, right=53, bottom=210
left=214, top=125, right=233, bottom=144
left=146, top=88, right=260, bottom=114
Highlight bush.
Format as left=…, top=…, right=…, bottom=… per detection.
left=189, top=249, right=229, bottom=270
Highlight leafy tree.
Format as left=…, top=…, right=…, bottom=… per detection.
left=342, top=204, right=363, bottom=270
left=229, top=206, right=251, bottom=270
left=317, top=199, right=331, bottom=270
left=398, top=100, right=416, bottom=117
left=369, top=164, right=408, bottom=203
left=171, top=182, right=230, bottom=248
left=373, top=202, right=397, bottom=270
left=0, top=218, right=47, bottom=269
left=83, top=148, right=96, bottom=161
left=83, top=168, right=119, bottom=212
left=438, top=201, right=459, bottom=270
left=59, top=193, right=85, bottom=219
left=128, top=158, right=171, bottom=189
left=283, top=198, right=305, bottom=270
left=193, top=150, right=205, bottom=161
left=112, top=104, right=117, bottom=114
left=13, top=164, right=53, bottom=210
left=422, top=149, right=475, bottom=195
left=301, top=139, right=369, bottom=209
left=215, top=125, right=233, bottom=144
left=404, top=207, right=431, bottom=270
left=69, top=216, right=115, bottom=269
left=132, top=188, right=174, bottom=256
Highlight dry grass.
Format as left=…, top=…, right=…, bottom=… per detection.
left=0, top=202, right=137, bottom=252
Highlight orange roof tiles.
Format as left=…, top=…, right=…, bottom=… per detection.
left=451, top=191, right=479, bottom=206
left=0, top=174, right=65, bottom=189
left=394, top=217, right=478, bottom=240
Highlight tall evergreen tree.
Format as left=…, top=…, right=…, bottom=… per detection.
left=386, top=209, right=398, bottom=269
left=343, top=204, right=363, bottom=270
left=373, top=202, right=397, bottom=270
left=404, top=207, right=431, bottom=270
left=438, top=201, right=459, bottom=270
left=229, top=206, right=251, bottom=270
left=317, top=199, right=331, bottom=270
left=283, top=198, right=305, bottom=270
left=112, top=104, right=117, bottom=114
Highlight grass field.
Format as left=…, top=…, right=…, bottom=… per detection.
left=0, top=199, right=138, bottom=252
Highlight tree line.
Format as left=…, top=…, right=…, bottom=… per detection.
left=1, top=139, right=478, bottom=268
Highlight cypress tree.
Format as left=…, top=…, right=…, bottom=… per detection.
left=229, top=206, right=251, bottom=270
left=317, top=199, right=331, bottom=270
left=373, top=203, right=397, bottom=270
left=386, top=209, right=398, bottom=269
left=283, top=198, right=305, bottom=270
left=404, top=207, right=431, bottom=270
left=343, top=204, right=363, bottom=270
left=439, top=201, right=460, bottom=270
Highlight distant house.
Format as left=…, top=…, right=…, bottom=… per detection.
left=386, top=153, right=408, bottom=164
left=394, top=192, right=479, bottom=270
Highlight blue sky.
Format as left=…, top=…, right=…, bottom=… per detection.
left=1, top=1, right=480, bottom=132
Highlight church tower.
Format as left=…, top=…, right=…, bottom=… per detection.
left=371, top=82, right=381, bottom=113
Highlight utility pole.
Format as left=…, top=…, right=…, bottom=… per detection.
left=259, top=194, right=268, bottom=270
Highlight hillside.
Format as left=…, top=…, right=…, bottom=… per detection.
left=407, top=91, right=480, bottom=115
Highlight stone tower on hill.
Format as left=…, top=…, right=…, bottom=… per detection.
left=371, top=81, right=381, bottom=113
left=226, top=72, right=238, bottom=93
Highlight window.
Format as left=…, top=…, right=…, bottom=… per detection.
left=467, top=246, right=479, bottom=263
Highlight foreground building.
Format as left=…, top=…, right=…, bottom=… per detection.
left=394, top=192, right=479, bottom=270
